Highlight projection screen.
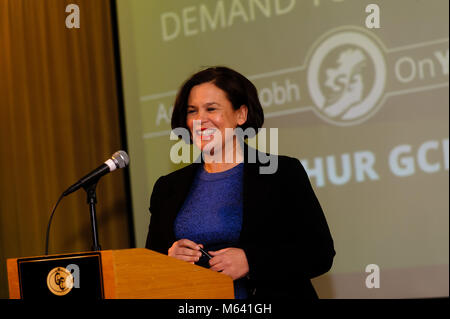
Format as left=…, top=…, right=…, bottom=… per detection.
left=116, top=0, right=449, bottom=298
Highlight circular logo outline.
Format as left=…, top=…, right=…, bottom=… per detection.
left=307, top=26, right=387, bottom=126
left=47, top=267, right=74, bottom=296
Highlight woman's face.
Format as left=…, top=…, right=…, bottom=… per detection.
left=186, top=82, right=247, bottom=154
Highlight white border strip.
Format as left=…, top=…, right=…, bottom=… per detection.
left=385, top=82, right=449, bottom=98
left=264, top=106, right=314, bottom=118
left=139, top=38, right=448, bottom=103
left=142, top=82, right=449, bottom=139
left=143, top=130, right=171, bottom=139
left=140, top=90, right=178, bottom=102
left=386, top=38, right=448, bottom=53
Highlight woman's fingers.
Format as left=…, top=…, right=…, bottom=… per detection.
left=178, top=247, right=202, bottom=258
left=209, top=260, right=224, bottom=272
left=208, top=248, right=249, bottom=280
left=168, top=239, right=202, bottom=263
left=177, top=239, right=201, bottom=250
left=209, top=252, right=229, bottom=272
left=208, top=248, right=230, bottom=267
left=208, top=248, right=229, bottom=256
left=177, top=254, right=200, bottom=263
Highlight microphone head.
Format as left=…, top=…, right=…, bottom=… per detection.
left=111, top=150, right=129, bottom=169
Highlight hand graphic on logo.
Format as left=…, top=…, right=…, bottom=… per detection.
left=323, top=49, right=365, bottom=118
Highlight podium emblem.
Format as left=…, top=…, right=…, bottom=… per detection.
left=46, top=267, right=74, bottom=296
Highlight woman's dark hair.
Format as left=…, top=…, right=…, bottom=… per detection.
left=171, top=66, right=264, bottom=141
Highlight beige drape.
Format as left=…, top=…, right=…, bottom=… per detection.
left=0, top=0, right=132, bottom=298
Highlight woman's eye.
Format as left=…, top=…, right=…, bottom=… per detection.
left=187, top=109, right=196, bottom=114
left=207, top=107, right=216, bottom=112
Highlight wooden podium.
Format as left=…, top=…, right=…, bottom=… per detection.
left=7, top=248, right=234, bottom=299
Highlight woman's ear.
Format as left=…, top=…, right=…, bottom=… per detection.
left=236, top=105, right=248, bottom=126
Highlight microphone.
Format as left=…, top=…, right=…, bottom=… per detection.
left=62, top=150, right=129, bottom=196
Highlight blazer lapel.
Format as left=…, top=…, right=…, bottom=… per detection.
left=241, top=145, right=266, bottom=243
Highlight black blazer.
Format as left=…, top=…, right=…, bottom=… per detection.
left=145, top=147, right=335, bottom=299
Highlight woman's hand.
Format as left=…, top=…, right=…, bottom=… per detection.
left=208, top=248, right=249, bottom=280
left=168, top=239, right=203, bottom=264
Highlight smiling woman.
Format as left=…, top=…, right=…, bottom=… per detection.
left=172, top=67, right=263, bottom=171
left=145, top=66, right=335, bottom=299
left=186, top=82, right=248, bottom=171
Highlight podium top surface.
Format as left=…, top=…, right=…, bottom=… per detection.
left=7, top=248, right=234, bottom=299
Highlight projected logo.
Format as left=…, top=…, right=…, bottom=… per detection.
left=141, top=25, right=447, bottom=137
left=307, top=29, right=386, bottom=126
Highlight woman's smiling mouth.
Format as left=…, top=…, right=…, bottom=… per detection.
left=196, top=128, right=217, bottom=140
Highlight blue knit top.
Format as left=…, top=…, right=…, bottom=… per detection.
left=174, top=162, right=248, bottom=299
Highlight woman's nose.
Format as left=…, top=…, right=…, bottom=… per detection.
left=196, top=109, right=209, bottom=123
left=189, top=111, right=207, bottom=130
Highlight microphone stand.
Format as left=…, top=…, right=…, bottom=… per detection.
left=83, top=180, right=101, bottom=251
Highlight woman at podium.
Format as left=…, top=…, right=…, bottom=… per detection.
left=145, top=66, right=335, bottom=299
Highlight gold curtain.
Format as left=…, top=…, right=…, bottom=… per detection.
left=0, top=0, right=132, bottom=298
